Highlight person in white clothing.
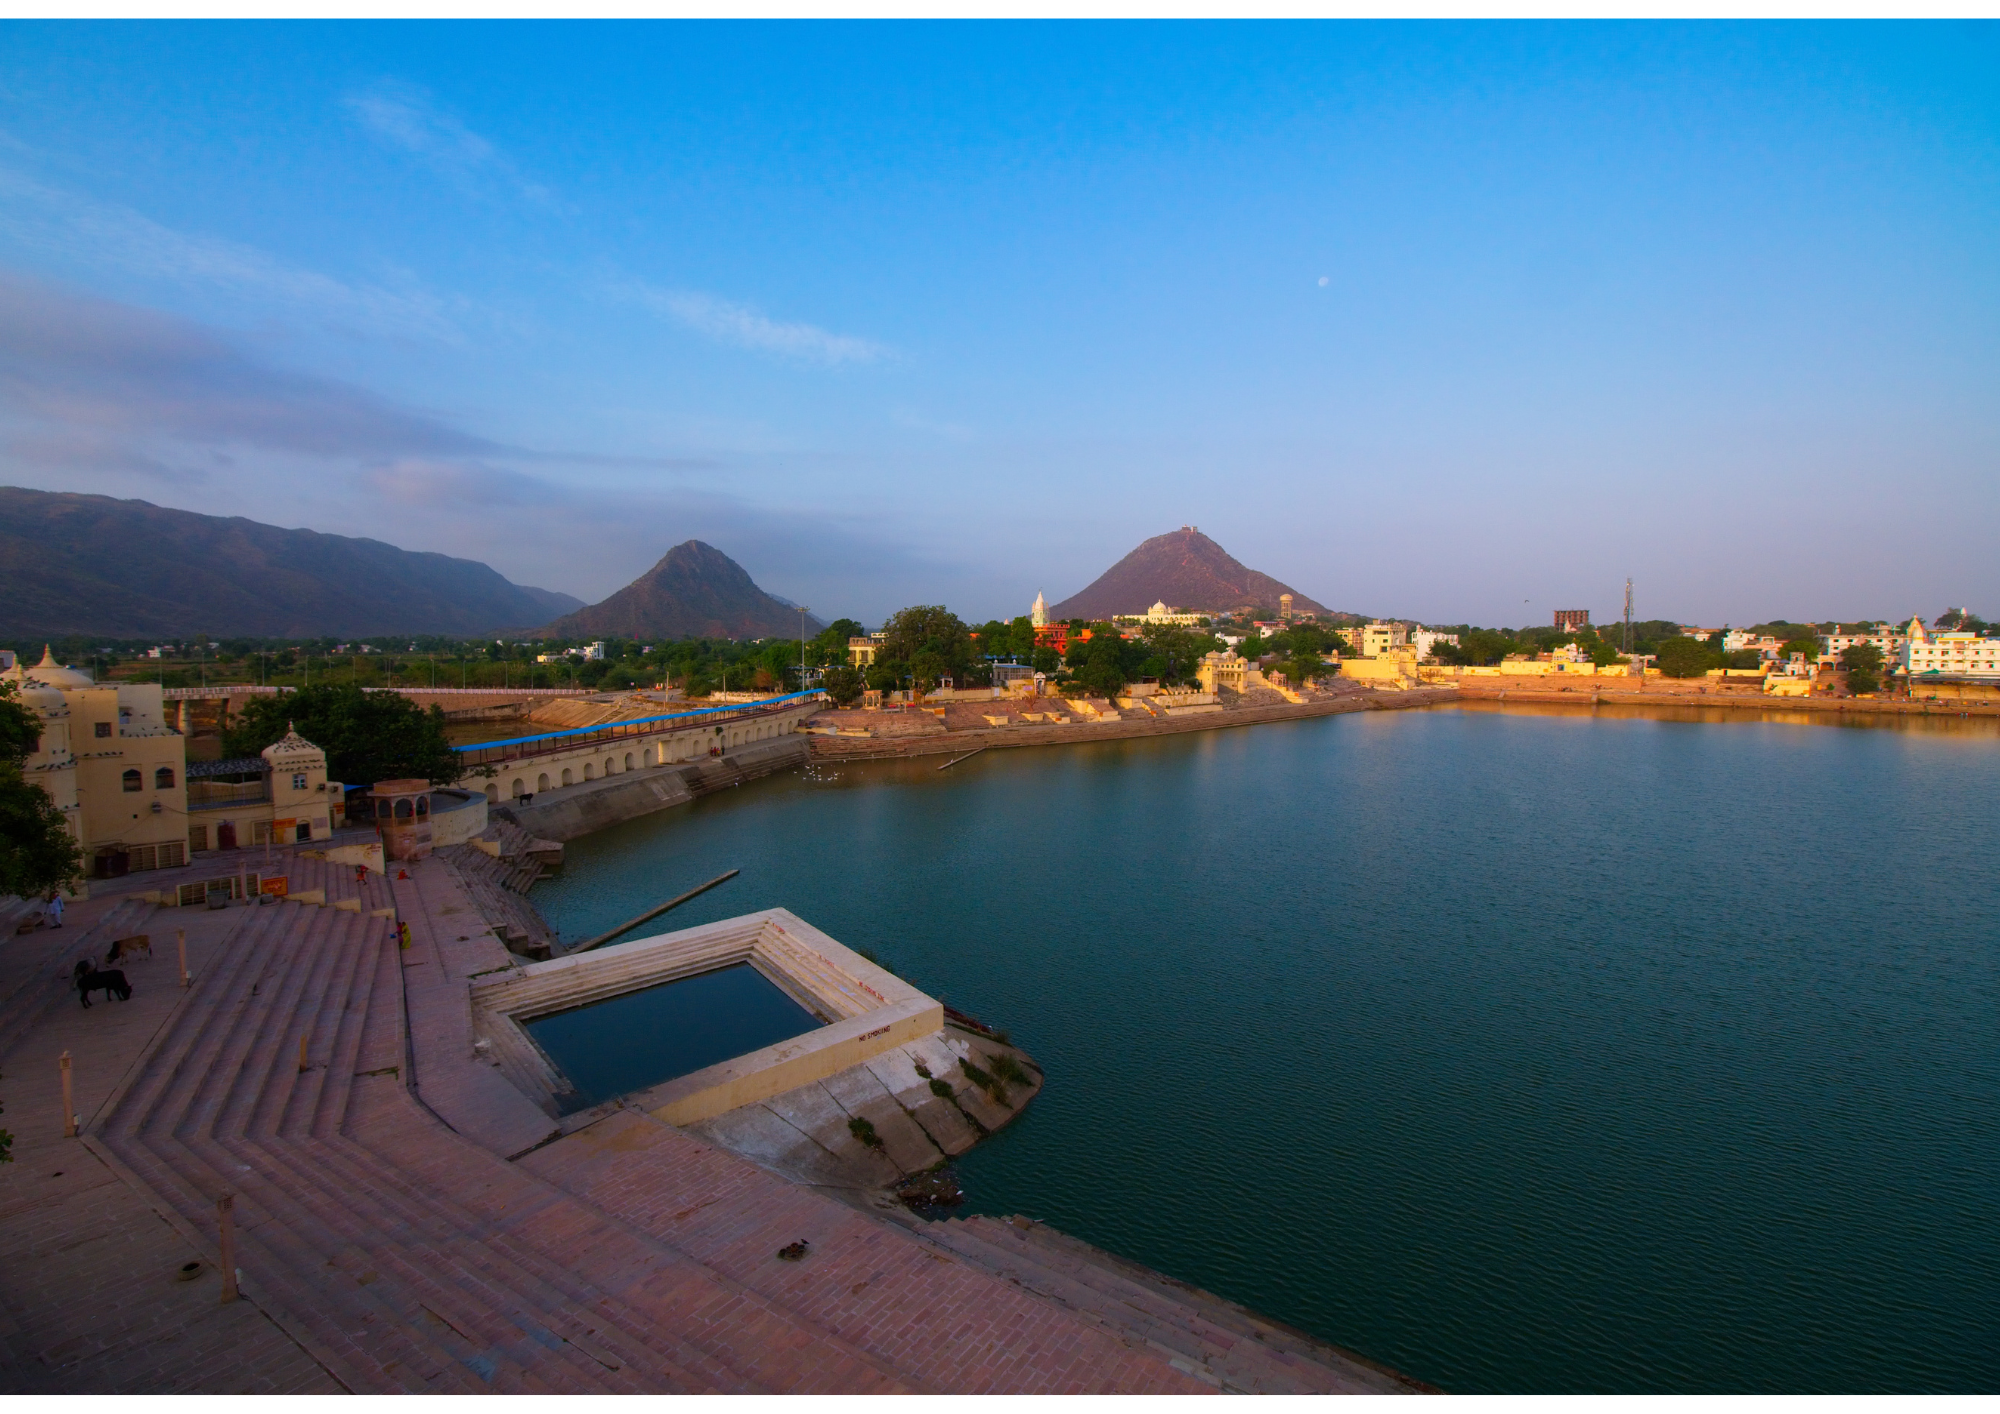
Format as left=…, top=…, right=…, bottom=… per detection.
left=45, top=890, right=63, bottom=928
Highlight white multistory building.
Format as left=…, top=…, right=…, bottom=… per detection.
left=1820, top=623, right=1910, bottom=667
left=1901, top=618, right=2000, bottom=680
left=1413, top=628, right=1460, bottom=659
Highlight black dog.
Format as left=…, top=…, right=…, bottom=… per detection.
left=74, top=959, right=132, bottom=1008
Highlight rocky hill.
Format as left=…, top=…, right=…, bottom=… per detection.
left=1049, top=527, right=1341, bottom=621
left=0, top=487, right=581, bottom=640
left=537, top=540, right=815, bottom=641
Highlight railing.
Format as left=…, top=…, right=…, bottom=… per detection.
left=451, top=691, right=826, bottom=769
left=187, top=779, right=273, bottom=811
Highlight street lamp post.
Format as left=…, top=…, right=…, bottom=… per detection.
left=798, top=606, right=810, bottom=694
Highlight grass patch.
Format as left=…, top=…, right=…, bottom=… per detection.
left=847, top=1115, right=885, bottom=1150
left=928, top=1077, right=955, bottom=1101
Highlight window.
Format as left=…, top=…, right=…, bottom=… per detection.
left=155, top=766, right=175, bottom=789
left=122, top=768, right=142, bottom=791
left=292, top=773, right=308, bottom=790
left=95, top=721, right=112, bottom=739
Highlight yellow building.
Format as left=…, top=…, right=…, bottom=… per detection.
left=5, top=648, right=341, bottom=875
left=847, top=636, right=879, bottom=667
left=1361, top=621, right=1408, bottom=657
left=6, top=647, right=189, bottom=876
left=185, top=727, right=342, bottom=853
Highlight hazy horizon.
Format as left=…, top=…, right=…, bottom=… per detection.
left=2, top=22, right=1994, bottom=628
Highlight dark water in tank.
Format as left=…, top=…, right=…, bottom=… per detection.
left=533, top=703, right=2000, bottom=1392
left=525, top=962, right=822, bottom=1110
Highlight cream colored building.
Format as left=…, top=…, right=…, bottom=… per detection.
left=7, top=647, right=189, bottom=876
left=1114, top=601, right=1210, bottom=628
left=185, top=727, right=342, bottom=854
left=847, top=636, right=879, bottom=667
left=1900, top=618, right=2000, bottom=681
left=1196, top=650, right=1253, bottom=694
left=1361, top=621, right=1408, bottom=657
left=5, top=648, right=342, bottom=876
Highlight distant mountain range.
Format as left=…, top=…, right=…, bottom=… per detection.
left=0, top=487, right=581, bottom=640
left=537, top=540, right=819, bottom=642
left=1049, top=527, right=1344, bottom=621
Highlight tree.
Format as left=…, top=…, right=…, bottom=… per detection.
left=224, top=683, right=459, bottom=785
left=820, top=664, right=864, bottom=707
left=1587, top=639, right=1623, bottom=667
left=1841, top=642, right=1884, bottom=695
left=0, top=683, right=83, bottom=899
left=1655, top=636, right=1720, bottom=679
left=1781, top=635, right=1821, bottom=663
left=878, top=606, right=975, bottom=691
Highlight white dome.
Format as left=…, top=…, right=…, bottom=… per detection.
left=23, top=646, right=92, bottom=690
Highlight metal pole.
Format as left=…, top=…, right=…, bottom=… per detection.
left=60, top=1051, right=76, bottom=1137
left=217, top=1193, right=239, bottom=1303
left=177, top=927, right=189, bottom=988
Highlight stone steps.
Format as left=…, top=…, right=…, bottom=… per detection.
left=86, top=878, right=907, bottom=1394
left=926, top=1215, right=1424, bottom=1394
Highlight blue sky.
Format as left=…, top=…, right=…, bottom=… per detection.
left=1, top=22, right=1995, bottom=628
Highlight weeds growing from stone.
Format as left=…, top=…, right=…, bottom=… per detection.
left=847, top=1115, right=884, bottom=1150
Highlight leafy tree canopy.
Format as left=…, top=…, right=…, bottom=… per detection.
left=1654, top=636, right=1721, bottom=679
left=224, top=683, right=459, bottom=785
left=0, top=682, right=83, bottom=898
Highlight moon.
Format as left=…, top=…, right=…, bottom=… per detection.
left=1317, top=276, right=1329, bottom=287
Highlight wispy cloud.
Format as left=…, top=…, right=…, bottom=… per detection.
left=0, top=273, right=490, bottom=460
left=0, top=166, right=461, bottom=343
left=345, top=82, right=552, bottom=206
left=618, top=282, right=890, bottom=366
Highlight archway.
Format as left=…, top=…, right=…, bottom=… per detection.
left=537, top=773, right=550, bottom=792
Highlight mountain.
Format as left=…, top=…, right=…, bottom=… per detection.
left=1049, top=526, right=1342, bottom=621
left=515, top=584, right=586, bottom=620
left=537, top=540, right=817, bottom=641
left=0, top=487, right=576, bottom=640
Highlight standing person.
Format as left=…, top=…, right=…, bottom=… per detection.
left=45, top=889, right=63, bottom=929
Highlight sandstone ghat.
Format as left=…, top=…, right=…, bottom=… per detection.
left=807, top=683, right=1459, bottom=761
left=1448, top=676, right=2000, bottom=719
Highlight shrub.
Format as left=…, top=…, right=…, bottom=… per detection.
left=847, top=1115, right=884, bottom=1150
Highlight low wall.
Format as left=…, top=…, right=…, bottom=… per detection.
left=495, top=735, right=809, bottom=841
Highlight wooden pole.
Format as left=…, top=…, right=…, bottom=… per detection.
left=177, top=928, right=189, bottom=988
left=59, top=1051, right=76, bottom=1137
left=217, top=1193, right=238, bottom=1303
left=569, top=870, right=740, bottom=955
left=298, top=1035, right=309, bottom=1072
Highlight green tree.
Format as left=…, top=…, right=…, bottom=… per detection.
left=1840, top=642, right=1884, bottom=694
left=1781, top=634, right=1821, bottom=662
left=0, top=682, right=83, bottom=899
left=1587, top=639, right=1623, bottom=667
left=820, top=664, right=864, bottom=707
left=224, top=682, right=459, bottom=785
left=879, top=606, right=975, bottom=691
left=1654, top=636, right=1721, bottom=679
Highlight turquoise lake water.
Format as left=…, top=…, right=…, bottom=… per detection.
left=532, top=703, right=2000, bottom=1392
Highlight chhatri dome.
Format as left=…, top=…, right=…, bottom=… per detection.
left=22, top=645, right=93, bottom=691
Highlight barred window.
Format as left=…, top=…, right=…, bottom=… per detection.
left=122, top=768, right=142, bottom=791
left=155, top=766, right=176, bottom=790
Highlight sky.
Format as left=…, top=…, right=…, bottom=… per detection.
left=1, top=21, right=1995, bottom=629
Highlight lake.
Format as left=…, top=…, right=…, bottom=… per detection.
left=532, top=703, right=2000, bottom=1393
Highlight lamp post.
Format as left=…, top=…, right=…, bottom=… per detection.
left=798, top=606, right=810, bottom=694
